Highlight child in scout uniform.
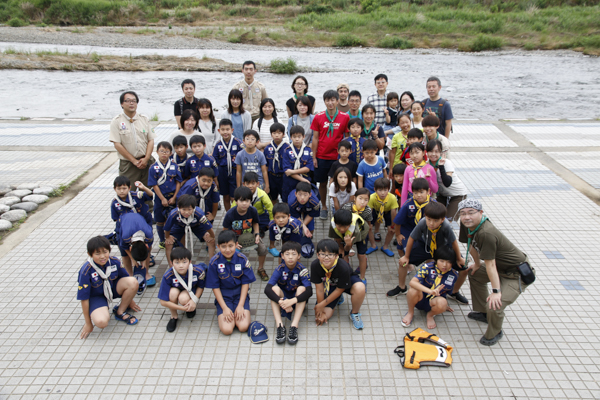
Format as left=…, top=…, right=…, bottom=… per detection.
left=288, top=182, right=321, bottom=239
left=267, top=202, right=303, bottom=257
left=148, top=141, right=183, bottom=249
left=264, top=242, right=312, bottom=345
left=158, top=247, right=207, bottom=332
left=117, top=211, right=155, bottom=290
left=183, top=135, right=219, bottom=183
left=282, top=126, right=314, bottom=204
left=111, top=175, right=153, bottom=229
left=367, top=177, right=399, bottom=257
left=78, top=236, right=140, bottom=339
left=177, top=167, right=220, bottom=224
left=171, top=135, right=189, bottom=175
left=205, top=230, right=256, bottom=336
left=213, top=118, right=244, bottom=211
left=264, top=122, right=290, bottom=203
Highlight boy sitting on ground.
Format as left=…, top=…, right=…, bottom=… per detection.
left=78, top=236, right=141, bottom=339
left=264, top=242, right=313, bottom=345
left=158, top=247, right=207, bottom=332
left=401, top=247, right=458, bottom=329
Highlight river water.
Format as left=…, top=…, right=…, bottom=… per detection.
left=1, top=42, right=599, bottom=120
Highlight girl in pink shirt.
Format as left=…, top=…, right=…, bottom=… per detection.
left=400, top=142, right=438, bottom=206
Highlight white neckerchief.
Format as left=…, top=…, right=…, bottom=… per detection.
left=196, top=177, right=211, bottom=211
left=157, top=159, right=172, bottom=186
left=220, top=137, right=234, bottom=176
left=114, top=192, right=137, bottom=213
left=180, top=211, right=195, bottom=258
left=88, top=257, right=114, bottom=307
left=176, top=155, right=187, bottom=168
left=271, top=140, right=285, bottom=171
left=291, top=143, right=307, bottom=170
left=173, top=265, right=199, bottom=304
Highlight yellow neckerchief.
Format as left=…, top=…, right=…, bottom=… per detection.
left=320, top=258, right=339, bottom=296
left=352, top=203, right=365, bottom=214
left=374, top=193, right=387, bottom=223
left=412, top=160, right=427, bottom=179
left=426, top=265, right=444, bottom=300
left=427, top=225, right=442, bottom=256
left=331, top=213, right=365, bottom=238
left=351, top=134, right=362, bottom=164
left=413, top=195, right=430, bottom=226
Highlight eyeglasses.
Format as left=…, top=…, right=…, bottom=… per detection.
left=157, top=149, right=171, bottom=154
left=294, top=82, right=306, bottom=86
left=318, top=253, right=336, bottom=259
left=459, top=210, right=480, bottom=217
left=123, top=99, right=137, bottom=104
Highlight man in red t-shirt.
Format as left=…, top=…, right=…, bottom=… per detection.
left=311, top=90, right=350, bottom=219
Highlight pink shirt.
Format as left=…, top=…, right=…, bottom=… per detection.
left=401, top=164, right=438, bottom=206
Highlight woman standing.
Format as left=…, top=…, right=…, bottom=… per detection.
left=253, top=98, right=281, bottom=150
left=399, top=91, right=415, bottom=118
left=411, top=101, right=424, bottom=130
left=169, top=109, right=199, bottom=153
left=220, top=89, right=252, bottom=141
left=196, top=98, right=217, bottom=153
left=286, top=76, right=316, bottom=117
left=286, top=96, right=315, bottom=145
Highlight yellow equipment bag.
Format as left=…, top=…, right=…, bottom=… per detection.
left=394, top=328, right=453, bottom=369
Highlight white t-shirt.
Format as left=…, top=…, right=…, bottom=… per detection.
left=436, top=159, right=468, bottom=197
left=253, top=117, right=275, bottom=145
left=329, top=181, right=357, bottom=208
left=197, top=119, right=216, bottom=153
left=169, top=130, right=196, bottom=154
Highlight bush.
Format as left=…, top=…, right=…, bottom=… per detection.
left=303, top=3, right=334, bottom=14
left=334, top=33, right=366, bottom=47
left=269, top=57, right=298, bottom=74
left=360, top=0, right=379, bottom=13
left=378, top=36, right=414, bottom=49
left=467, top=34, right=503, bottom=51
left=8, top=17, right=27, bottom=27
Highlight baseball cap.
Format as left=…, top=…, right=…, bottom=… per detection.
left=248, top=321, right=269, bottom=344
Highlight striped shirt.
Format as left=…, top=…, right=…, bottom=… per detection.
left=367, top=91, right=389, bottom=125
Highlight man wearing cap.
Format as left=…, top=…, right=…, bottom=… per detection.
left=337, top=83, right=350, bottom=113
left=109, top=91, right=156, bottom=186
left=457, top=199, right=535, bottom=346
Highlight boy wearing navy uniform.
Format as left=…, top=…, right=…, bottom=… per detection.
left=164, top=194, right=216, bottom=267
left=117, top=212, right=156, bottom=289
left=267, top=202, right=302, bottom=257
left=310, top=239, right=366, bottom=330
left=183, top=135, right=219, bottom=183
left=205, top=230, right=256, bottom=336
left=264, top=242, right=312, bottom=345
left=177, top=167, right=220, bottom=223
left=171, top=135, right=189, bottom=175
left=282, top=126, right=314, bottom=204
left=401, top=247, right=459, bottom=330
left=78, top=236, right=140, bottom=339
left=111, top=175, right=153, bottom=228
left=343, top=118, right=366, bottom=165
left=264, top=122, right=290, bottom=203
left=213, top=119, right=244, bottom=211
left=288, top=182, right=320, bottom=240
left=148, top=141, right=183, bottom=248
left=158, top=247, right=207, bottom=332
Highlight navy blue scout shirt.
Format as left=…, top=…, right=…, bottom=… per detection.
left=343, top=136, right=366, bottom=165
left=77, top=256, right=129, bottom=301
left=268, top=262, right=311, bottom=294
left=177, top=179, right=220, bottom=217
left=393, top=198, right=436, bottom=237
left=157, top=263, right=207, bottom=301
left=212, top=137, right=244, bottom=170
left=416, top=261, right=458, bottom=298
left=282, top=145, right=314, bottom=177
left=268, top=216, right=302, bottom=243
left=118, top=212, right=153, bottom=249
left=288, top=190, right=320, bottom=221
left=171, top=153, right=188, bottom=175
left=110, top=191, right=152, bottom=223
left=164, top=207, right=212, bottom=232
left=205, top=252, right=256, bottom=297
left=147, top=160, right=182, bottom=196
left=183, top=153, right=219, bottom=180
left=265, top=141, right=290, bottom=174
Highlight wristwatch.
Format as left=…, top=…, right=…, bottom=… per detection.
left=492, top=288, right=501, bottom=294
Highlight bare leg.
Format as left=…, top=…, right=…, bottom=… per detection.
left=453, top=269, right=468, bottom=293
left=236, top=310, right=251, bottom=332
left=398, top=263, right=414, bottom=289
left=350, top=282, right=366, bottom=314
left=270, top=286, right=284, bottom=327
left=292, top=287, right=307, bottom=328
left=426, top=297, right=449, bottom=329
left=90, top=307, right=110, bottom=329
left=319, top=183, right=327, bottom=211
left=403, top=287, right=422, bottom=325
left=358, top=254, right=367, bottom=280
left=223, top=195, right=231, bottom=211
left=382, top=228, right=394, bottom=251
left=218, top=315, right=235, bottom=336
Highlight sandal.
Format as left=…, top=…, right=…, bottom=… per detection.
left=401, top=312, right=413, bottom=328
left=374, top=233, right=382, bottom=241
left=113, top=305, right=133, bottom=314
left=114, top=311, right=138, bottom=325
left=149, top=255, right=156, bottom=268
left=258, top=269, right=269, bottom=281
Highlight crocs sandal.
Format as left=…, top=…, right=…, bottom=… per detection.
left=480, top=331, right=503, bottom=346
left=365, top=246, right=378, bottom=255
left=149, top=255, right=156, bottom=268
left=381, top=248, right=395, bottom=257
left=257, top=269, right=269, bottom=281
left=115, top=311, right=138, bottom=325
left=401, top=312, right=413, bottom=328
left=146, top=275, right=156, bottom=287
left=348, top=249, right=356, bottom=257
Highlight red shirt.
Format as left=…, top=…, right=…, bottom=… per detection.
left=311, top=110, right=349, bottom=160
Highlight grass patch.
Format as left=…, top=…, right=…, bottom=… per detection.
left=150, top=112, right=159, bottom=121
left=135, top=28, right=157, bottom=34
left=378, top=36, right=414, bottom=49
left=49, top=172, right=87, bottom=197
left=60, top=64, right=75, bottom=71
left=269, top=57, right=298, bottom=74
left=334, top=33, right=366, bottom=47
left=466, top=34, right=503, bottom=51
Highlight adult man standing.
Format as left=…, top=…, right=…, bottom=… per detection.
left=458, top=199, right=535, bottom=346
left=232, top=61, right=268, bottom=122
left=337, top=83, right=350, bottom=113
left=423, top=76, right=454, bottom=138
left=367, top=74, right=389, bottom=125
left=109, top=91, right=156, bottom=186
left=174, top=79, right=199, bottom=129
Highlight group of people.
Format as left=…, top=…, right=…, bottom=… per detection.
left=77, top=61, right=535, bottom=347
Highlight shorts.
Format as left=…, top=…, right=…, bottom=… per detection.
left=215, top=294, right=251, bottom=316
left=154, top=193, right=175, bottom=224
left=268, top=173, right=283, bottom=202
left=414, top=293, right=432, bottom=312
left=372, top=210, right=392, bottom=227
left=170, top=225, right=210, bottom=243
left=324, top=275, right=363, bottom=310
left=396, top=228, right=412, bottom=250
left=408, top=242, right=466, bottom=271
left=217, top=167, right=237, bottom=197
left=282, top=176, right=297, bottom=205
left=88, top=294, right=121, bottom=315
left=313, top=158, right=336, bottom=183
left=338, top=237, right=368, bottom=256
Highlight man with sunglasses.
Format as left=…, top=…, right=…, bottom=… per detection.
left=458, top=198, right=535, bottom=346
left=109, top=91, right=156, bottom=186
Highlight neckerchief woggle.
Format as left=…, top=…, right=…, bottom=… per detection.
left=413, top=195, right=430, bottom=226
left=325, top=109, right=339, bottom=138
left=156, top=159, right=172, bottom=186
left=321, top=258, right=338, bottom=296
left=173, top=264, right=199, bottom=304
left=220, top=137, right=235, bottom=176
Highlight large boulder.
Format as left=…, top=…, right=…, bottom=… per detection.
left=0, top=204, right=10, bottom=214
left=16, top=183, right=39, bottom=190
left=5, top=189, right=32, bottom=199
left=0, top=197, right=21, bottom=206
left=0, top=184, right=11, bottom=196
left=22, top=195, right=49, bottom=204
left=1, top=209, right=27, bottom=222
left=0, top=219, right=12, bottom=231
left=33, top=187, right=55, bottom=195
left=11, top=202, right=38, bottom=212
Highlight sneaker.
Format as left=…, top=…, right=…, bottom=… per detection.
left=374, top=232, right=381, bottom=241
left=349, top=313, right=364, bottom=330
left=288, top=326, right=298, bottom=345
left=166, top=318, right=178, bottom=332
left=158, top=241, right=165, bottom=249
left=362, top=278, right=367, bottom=293
left=276, top=324, right=286, bottom=344
left=268, top=247, right=280, bottom=257
left=480, top=330, right=503, bottom=346
left=320, top=209, right=328, bottom=220
left=186, top=310, right=196, bottom=318
left=337, top=295, right=345, bottom=305
left=386, top=285, right=407, bottom=297
left=468, top=311, right=488, bottom=323
left=257, top=269, right=269, bottom=281
left=448, top=291, right=469, bottom=305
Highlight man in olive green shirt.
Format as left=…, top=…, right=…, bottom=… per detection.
left=458, top=198, right=535, bottom=346
left=231, top=61, right=268, bottom=122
